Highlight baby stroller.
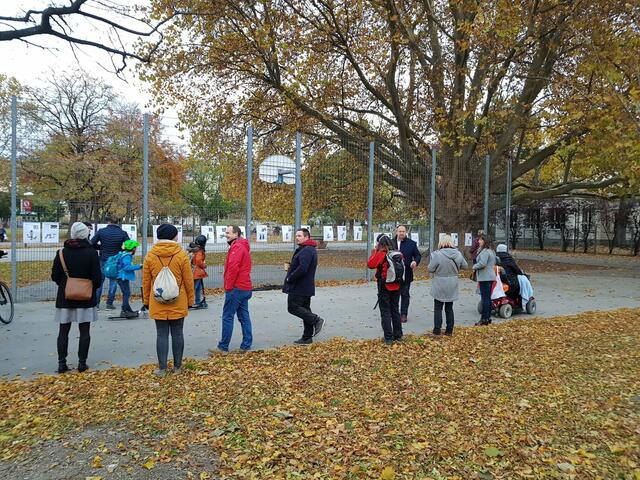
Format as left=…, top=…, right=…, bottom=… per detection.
left=477, top=266, right=536, bottom=319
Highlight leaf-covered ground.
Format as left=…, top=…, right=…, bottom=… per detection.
left=1, top=309, right=638, bottom=479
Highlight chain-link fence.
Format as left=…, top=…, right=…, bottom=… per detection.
left=4, top=95, right=640, bottom=303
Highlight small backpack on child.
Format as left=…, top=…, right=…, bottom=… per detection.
left=385, top=250, right=405, bottom=284
left=103, top=252, right=125, bottom=280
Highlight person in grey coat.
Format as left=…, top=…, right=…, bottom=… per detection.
left=472, top=234, right=497, bottom=326
left=428, top=235, right=468, bottom=336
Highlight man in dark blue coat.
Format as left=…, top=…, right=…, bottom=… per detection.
left=91, top=215, right=129, bottom=309
left=392, top=225, right=422, bottom=323
left=283, top=228, right=324, bottom=345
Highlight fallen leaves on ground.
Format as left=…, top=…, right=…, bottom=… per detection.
left=1, top=309, right=639, bottom=479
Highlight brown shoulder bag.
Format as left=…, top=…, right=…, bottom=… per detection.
left=58, top=250, right=93, bottom=301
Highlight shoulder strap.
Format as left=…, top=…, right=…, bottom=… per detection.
left=58, top=250, right=70, bottom=277
left=153, top=252, right=176, bottom=267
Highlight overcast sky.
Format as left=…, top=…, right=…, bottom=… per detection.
left=0, top=0, right=185, bottom=142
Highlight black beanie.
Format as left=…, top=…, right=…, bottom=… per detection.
left=157, top=223, right=178, bottom=240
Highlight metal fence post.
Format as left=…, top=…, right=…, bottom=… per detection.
left=142, top=113, right=149, bottom=260
left=483, top=154, right=491, bottom=234
left=505, top=156, right=512, bottom=248
left=294, top=132, right=302, bottom=234
left=429, top=149, right=437, bottom=253
left=10, top=96, right=17, bottom=301
left=366, top=141, right=375, bottom=281
left=246, top=126, right=253, bottom=239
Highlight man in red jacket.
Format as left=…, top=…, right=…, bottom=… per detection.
left=216, top=225, right=253, bottom=353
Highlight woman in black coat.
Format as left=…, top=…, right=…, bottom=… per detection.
left=51, top=222, right=102, bottom=373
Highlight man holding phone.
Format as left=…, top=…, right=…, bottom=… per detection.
left=283, top=228, right=325, bottom=345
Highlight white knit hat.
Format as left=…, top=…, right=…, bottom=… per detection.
left=70, top=222, right=90, bottom=240
left=496, top=243, right=508, bottom=253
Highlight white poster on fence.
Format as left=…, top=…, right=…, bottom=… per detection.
left=175, top=225, right=183, bottom=244
left=215, top=225, right=227, bottom=243
left=337, top=226, right=347, bottom=241
left=353, top=225, right=363, bottom=241
left=42, top=222, right=59, bottom=243
left=122, top=224, right=137, bottom=240
left=282, top=225, right=293, bottom=242
left=256, top=224, right=268, bottom=242
left=201, top=225, right=215, bottom=244
left=23, top=222, right=41, bottom=244
left=410, top=232, right=419, bottom=244
left=451, top=233, right=459, bottom=247
left=323, top=226, right=334, bottom=242
left=152, top=225, right=159, bottom=243
left=465, top=232, right=473, bottom=247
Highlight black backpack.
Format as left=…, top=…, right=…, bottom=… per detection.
left=385, top=250, right=405, bottom=284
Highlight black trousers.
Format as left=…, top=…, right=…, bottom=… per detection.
left=378, top=283, right=402, bottom=340
left=400, top=280, right=412, bottom=316
left=57, top=322, right=91, bottom=363
left=433, top=299, right=454, bottom=334
left=288, top=294, right=319, bottom=341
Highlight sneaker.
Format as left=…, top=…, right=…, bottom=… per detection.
left=393, top=336, right=403, bottom=342
left=384, top=338, right=394, bottom=345
left=208, top=348, right=228, bottom=356
left=123, top=310, right=139, bottom=319
left=313, top=318, right=324, bottom=337
left=105, top=304, right=116, bottom=310
left=154, top=368, right=169, bottom=377
left=444, top=331, right=453, bottom=336
left=238, top=348, right=250, bottom=354
left=294, top=338, right=312, bottom=345
left=172, top=367, right=182, bottom=374
left=200, top=301, right=208, bottom=309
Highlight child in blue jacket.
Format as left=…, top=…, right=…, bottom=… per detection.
left=117, top=240, right=142, bottom=318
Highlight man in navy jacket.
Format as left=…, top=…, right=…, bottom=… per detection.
left=283, top=228, right=325, bottom=345
left=392, top=225, right=422, bottom=323
left=91, top=215, right=129, bottom=309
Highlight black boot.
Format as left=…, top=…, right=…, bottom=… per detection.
left=77, top=361, right=88, bottom=372
left=78, top=324, right=91, bottom=372
left=57, top=361, right=69, bottom=374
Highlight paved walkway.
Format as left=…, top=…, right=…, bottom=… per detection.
left=1, top=268, right=639, bottom=379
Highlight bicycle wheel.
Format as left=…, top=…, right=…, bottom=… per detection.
left=0, top=282, right=14, bottom=324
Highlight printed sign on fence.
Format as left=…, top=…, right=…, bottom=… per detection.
left=42, top=222, right=59, bottom=243
left=201, top=225, right=215, bottom=243
left=465, top=232, right=473, bottom=247
left=215, top=226, right=227, bottom=243
left=323, top=226, right=334, bottom=242
left=23, top=222, right=41, bottom=244
left=353, top=225, right=363, bottom=241
left=451, top=233, right=459, bottom=247
left=256, top=225, right=268, bottom=242
left=122, top=224, right=137, bottom=240
left=410, top=232, right=419, bottom=244
left=282, top=225, right=293, bottom=242
left=337, top=226, right=347, bottom=241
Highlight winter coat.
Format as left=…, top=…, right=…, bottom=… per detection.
left=142, top=240, right=195, bottom=320
left=224, top=238, right=252, bottom=291
left=91, top=224, right=130, bottom=260
left=496, top=252, right=523, bottom=278
left=428, top=248, right=468, bottom=302
left=283, top=239, right=318, bottom=297
left=367, top=249, right=400, bottom=292
left=117, top=252, right=141, bottom=281
left=51, top=239, right=102, bottom=309
left=473, top=248, right=497, bottom=282
left=192, top=249, right=208, bottom=280
left=392, top=236, right=422, bottom=283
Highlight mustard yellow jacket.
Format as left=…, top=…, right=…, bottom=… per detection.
left=142, top=240, right=195, bottom=320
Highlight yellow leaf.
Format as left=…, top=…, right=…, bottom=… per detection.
left=143, top=459, right=156, bottom=470
left=380, top=466, right=396, bottom=479
left=303, top=430, right=315, bottom=437
left=86, top=477, right=103, bottom=480
left=199, top=473, right=211, bottom=480
left=91, top=455, right=103, bottom=469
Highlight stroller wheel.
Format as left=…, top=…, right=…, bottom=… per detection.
left=525, top=299, right=537, bottom=314
left=499, top=303, right=513, bottom=319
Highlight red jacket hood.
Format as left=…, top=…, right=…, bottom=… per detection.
left=300, top=239, right=317, bottom=248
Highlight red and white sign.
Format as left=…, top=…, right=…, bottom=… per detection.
left=20, top=199, right=33, bottom=214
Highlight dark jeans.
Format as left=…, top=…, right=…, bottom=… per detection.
left=117, top=279, right=132, bottom=312
left=288, top=294, right=320, bottom=341
left=194, top=279, right=204, bottom=304
left=218, top=288, right=252, bottom=351
left=400, top=281, right=412, bottom=316
left=433, top=299, right=454, bottom=334
left=478, top=281, right=493, bottom=321
left=96, top=258, right=118, bottom=306
left=57, top=322, right=91, bottom=363
left=378, top=282, right=402, bottom=341
left=155, top=319, right=184, bottom=370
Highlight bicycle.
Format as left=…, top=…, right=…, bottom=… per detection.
left=0, top=250, right=14, bottom=324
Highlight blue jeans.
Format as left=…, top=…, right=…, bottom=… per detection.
left=478, top=281, right=493, bottom=321
left=217, top=288, right=252, bottom=351
left=194, top=279, right=204, bottom=304
left=96, top=258, right=118, bottom=306
left=117, top=279, right=132, bottom=312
